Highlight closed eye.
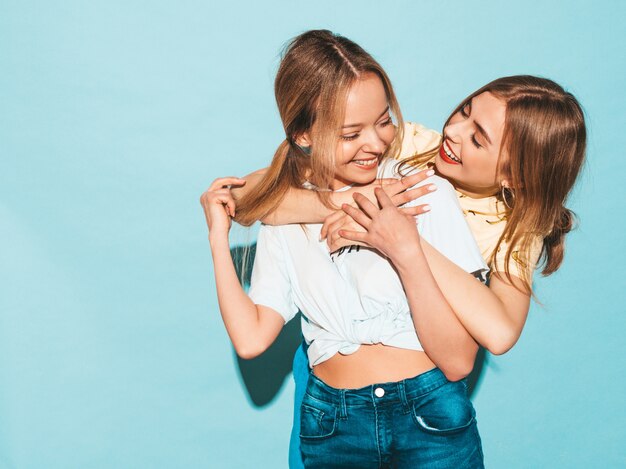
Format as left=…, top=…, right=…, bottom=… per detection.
left=471, top=134, right=482, bottom=149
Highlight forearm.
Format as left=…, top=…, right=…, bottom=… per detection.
left=393, top=245, right=479, bottom=381
left=263, top=188, right=335, bottom=224
left=232, top=168, right=332, bottom=224
left=235, top=168, right=433, bottom=226
left=209, top=234, right=277, bottom=358
left=420, top=240, right=529, bottom=355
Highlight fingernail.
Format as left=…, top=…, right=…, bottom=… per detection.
left=428, top=184, right=437, bottom=191
left=426, top=169, right=435, bottom=176
left=422, top=205, right=431, bottom=212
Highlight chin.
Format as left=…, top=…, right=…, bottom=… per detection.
left=353, top=171, right=378, bottom=186
left=434, top=156, right=447, bottom=175
left=434, top=157, right=463, bottom=186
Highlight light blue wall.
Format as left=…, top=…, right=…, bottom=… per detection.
left=1, top=1, right=624, bottom=467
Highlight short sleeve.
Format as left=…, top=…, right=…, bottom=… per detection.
left=406, top=175, right=489, bottom=282
left=492, top=235, right=543, bottom=280
left=248, top=226, right=299, bottom=323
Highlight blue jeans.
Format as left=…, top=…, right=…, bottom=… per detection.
left=290, top=344, right=484, bottom=468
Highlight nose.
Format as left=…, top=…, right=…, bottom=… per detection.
left=445, top=117, right=473, bottom=145
left=362, top=128, right=387, bottom=154
left=445, top=119, right=463, bottom=143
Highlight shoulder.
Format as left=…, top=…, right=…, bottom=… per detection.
left=401, top=122, right=441, bottom=142
left=427, top=174, right=455, bottom=192
left=398, top=122, right=442, bottom=160
left=257, top=223, right=289, bottom=245
left=457, top=193, right=502, bottom=216
left=417, top=174, right=457, bottom=200
left=259, top=222, right=320, bottom=248
left=403, top=174, right=458, bottom=209
left=378, top=160, right=455, bottom=202
left=377, top=158, right=401, bottom=178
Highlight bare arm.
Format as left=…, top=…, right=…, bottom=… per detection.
left=419, top=241, right=530, bottom=355
left=342, top=190, right=479, bottom=382
left=200, top=177, right=284, bottom=359
left=231, top=167, right=436, bottom=225
left=231, top=168, right=333, bottom=223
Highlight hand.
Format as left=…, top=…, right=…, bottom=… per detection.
left=382, top=168, right=437, bottom=210
left=321, top=168, right=434, bottom=249
left=200, top=177, right=246, bottom=239
left=322, top=210, right=368, bottom=252
left=340, top=187, right=423, bottom=264
left=334, top=168, right=435, bottom=213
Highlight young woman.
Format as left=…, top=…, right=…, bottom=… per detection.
left=226, top=77, right=586, bottom=466
left=201, top=30, right=488, bottom=468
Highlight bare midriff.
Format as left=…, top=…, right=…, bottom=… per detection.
left=313, top=344, right=436, bottom=389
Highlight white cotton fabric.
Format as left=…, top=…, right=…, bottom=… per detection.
left=248, top=159, right=488, bottom=367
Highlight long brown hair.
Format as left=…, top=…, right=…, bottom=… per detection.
left=451, top=76, right=586, bottom=292
left=235, top=30, right=404, bottom=226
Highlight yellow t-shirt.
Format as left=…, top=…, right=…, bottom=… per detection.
left=397, top=122, right=542, bottom=280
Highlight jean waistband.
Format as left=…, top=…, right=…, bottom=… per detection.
left=306, top=367, right=451, bottom=408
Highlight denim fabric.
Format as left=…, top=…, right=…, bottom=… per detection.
left=297, top=362, right=484, bottom=468
left=289, top=343, right=308, bottom=469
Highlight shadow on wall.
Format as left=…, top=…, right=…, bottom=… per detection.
left=229, top=244, right=488, bottom=406
left=231, top=243, right=302, bottom=408
left=236, top=314, right=302, bottom=407
left=467, top=348, right=488, bottom=398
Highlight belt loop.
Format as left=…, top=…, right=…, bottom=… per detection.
left=339, top=389, right=348, bottom=419
left=399, top=380, right=409, bottom=413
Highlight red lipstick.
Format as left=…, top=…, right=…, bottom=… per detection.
left=439, top=142, right=461, bottom=165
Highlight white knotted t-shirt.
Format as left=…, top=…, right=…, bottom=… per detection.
left=248, top=159, right=488, bottom=367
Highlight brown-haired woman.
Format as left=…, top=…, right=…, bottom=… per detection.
left=201, top=29, right=488, bottom=468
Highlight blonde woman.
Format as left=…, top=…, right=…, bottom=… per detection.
left=202, top=30, right=487, bottom=468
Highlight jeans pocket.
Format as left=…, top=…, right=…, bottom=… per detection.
left=299, top=396, right=338, bottom=440
left=412, top=381, right=476, bottom=436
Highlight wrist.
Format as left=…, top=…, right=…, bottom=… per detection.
left=331, top=190, right=354, bottom=207
left=209, top=231, right=230, bottom=248
left=388, top=240, right=425, bottom=272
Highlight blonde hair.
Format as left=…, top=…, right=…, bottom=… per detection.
left=235, top=30, right=404, bottom=226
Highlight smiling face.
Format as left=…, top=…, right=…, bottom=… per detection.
left=329, top=73, right=395, bottom=189
left=436, top=92, right=507, bottom=198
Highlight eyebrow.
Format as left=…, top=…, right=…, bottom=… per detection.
left=342, top=106, right=390, bottom=129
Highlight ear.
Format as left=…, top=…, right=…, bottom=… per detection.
left=294, top=132, right=312, bottom=147
left=500, top=179, right=510, bottom=189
